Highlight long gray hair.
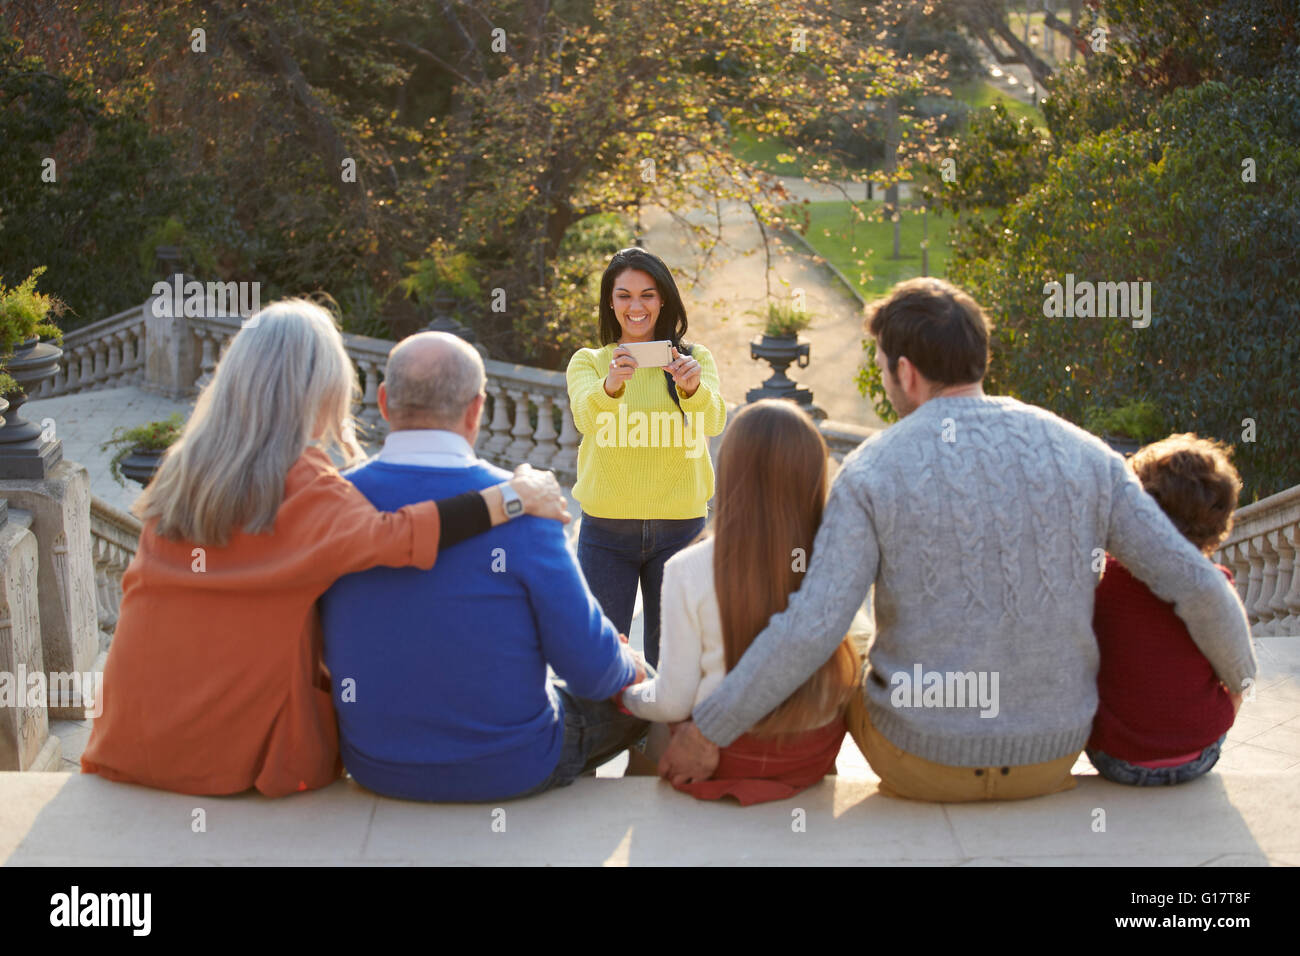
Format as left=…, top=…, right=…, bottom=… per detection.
left=135, top=298, right=363, bottom=546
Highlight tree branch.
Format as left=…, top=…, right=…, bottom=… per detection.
left=960, top=0, right=1055, bottom=88
left=391, top=38, right=478, bottom=86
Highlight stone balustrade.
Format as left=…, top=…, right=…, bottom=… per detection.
left=189, top=314, right=583, bottom=483
left=88, top=496, right=141, bottom=640
left=38, top=305, right=148, bottom=398
left=1214, top=484, right=1300, bottom=637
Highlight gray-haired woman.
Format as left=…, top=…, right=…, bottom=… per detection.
left=81, top=299, right=568, bottom=797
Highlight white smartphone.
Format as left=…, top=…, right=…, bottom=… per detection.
left=620, top=340, right=673, bottom=367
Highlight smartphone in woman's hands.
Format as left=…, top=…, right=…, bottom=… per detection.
left=621, top=340, right=673, bottom=367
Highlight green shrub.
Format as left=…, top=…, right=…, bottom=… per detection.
left=0, top=266, right=64, bottom=396
left=1084, top=400, right=1167, bottom=443
left=756, top=301, right=814, bottom=337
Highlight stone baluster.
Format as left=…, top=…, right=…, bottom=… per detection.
left=90, top=339, right=109, bottom=389
left=1219, top=541, right=1250, bottom=606
left=1241, top=537, right=1264, bottom=631
left=481, top=382, right=513, bottom=459
left=78, top=347, right=95, bottom=392
left=122, top=325, right=139, bottom=383
left=505, top=388, right=535, bottom=464
left=1260, top=530, right=1289, bottom=636
left=81, top=340, right=98, bottom=390
left=91, top=536, right=117, bottom=634
left=1252, top=534, right=1278, bottom=634
left=1270, top=526, right=1300, bottom=636
left=529, top=392, right=558, bottom=469
left=121, top=324, right=140, bottom=383
left=106, top=545, right=130, bottom=629
left=105, top=331, right=124, bottom=386
left=195, top=327, right=218, bottom=389
left=553, top=398, right=580, bottom=478
left=357, top=360, right=382, bottom=429
left=106, top=541, right=129, bottom=631
left=59, top=347, right=78, bottom=394
left=135, top=321, right=149, bottom=382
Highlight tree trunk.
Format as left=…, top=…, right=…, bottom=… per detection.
left=884, top=96, right=901, bottom=259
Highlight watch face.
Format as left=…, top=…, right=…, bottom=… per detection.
left=506, top=498, right=525, bottom=516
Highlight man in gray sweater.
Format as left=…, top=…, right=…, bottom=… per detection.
left=661, top=278, right=1256, bottom=801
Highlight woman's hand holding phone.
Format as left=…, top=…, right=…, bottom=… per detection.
left=604, top=345, right=638, bottom=396
left=666, top=346, right=702, bottom=398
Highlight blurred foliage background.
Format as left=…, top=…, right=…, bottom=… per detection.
left=2, top=0, right=1295, bottom=497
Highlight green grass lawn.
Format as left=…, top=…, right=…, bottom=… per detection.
left=730, top=128, right=809, bottom=176
left=788, top=200, right=952, bottom=299
left=732, top=80, right=1045, bottom=180
left=950, top=79, right=1047, bottom=130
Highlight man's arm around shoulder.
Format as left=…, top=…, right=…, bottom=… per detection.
left=690, top=461, right=879, bottom=747
left=516, top=517, right=637, bottom=699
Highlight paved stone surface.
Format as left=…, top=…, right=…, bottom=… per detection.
left=24, top=387, right=195, bottom=515
left=3, top=767, right=1295, bottom=866
left=29, top=638, right=1298, bottom=865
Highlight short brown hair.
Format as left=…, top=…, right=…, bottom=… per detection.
left=866, top=277, right=993, bottom=385
left=1130, top=434, right=1242, bottom=555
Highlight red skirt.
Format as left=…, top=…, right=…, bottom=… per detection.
left=674, top=719, right=846, bottom=806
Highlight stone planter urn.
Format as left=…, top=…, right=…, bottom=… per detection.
left=0, top=336, right=64, bottom=479
left=746, top=333, right=825, bottom=419
left=119, top=446, right=167, bottom=488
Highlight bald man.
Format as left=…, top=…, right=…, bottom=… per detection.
left=320, top=332, right=649, bottom=802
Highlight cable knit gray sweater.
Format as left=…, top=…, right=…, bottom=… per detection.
left=692, top=394, right=1257, bottom=766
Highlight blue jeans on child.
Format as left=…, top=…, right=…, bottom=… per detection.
left=1086, top=734, right=1226, bottom=786
left=576, top=513, right=706, bottom=668
left=507, top=685, right=649, bottom=800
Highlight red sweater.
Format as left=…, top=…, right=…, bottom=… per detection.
left=1088, top=555, right=1236, bottom=761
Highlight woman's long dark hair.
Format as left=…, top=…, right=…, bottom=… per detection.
left=597, top=247, right=693, bottom=416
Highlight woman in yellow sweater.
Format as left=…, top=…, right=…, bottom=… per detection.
left=566, top=247, right=727, bottom=666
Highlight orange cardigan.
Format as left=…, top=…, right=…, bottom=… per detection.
left=81, top=447, right=441, bottom=797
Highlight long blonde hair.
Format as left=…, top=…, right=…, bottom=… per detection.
left=135, top=298, right=363, bottom=546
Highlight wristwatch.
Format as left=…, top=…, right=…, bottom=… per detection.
left=499, top=482, right=525, bottom=519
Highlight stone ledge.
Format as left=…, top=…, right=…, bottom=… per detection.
left=2, top=769, right=1296, bottom=866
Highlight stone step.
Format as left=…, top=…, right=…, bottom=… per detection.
left=2, top=769, right=1296, bottom=866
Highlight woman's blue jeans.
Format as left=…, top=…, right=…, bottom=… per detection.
left=576, top=513, right=706, bottom=668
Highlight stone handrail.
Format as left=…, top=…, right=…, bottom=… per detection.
left=89, top=495, right=142, bottom=639
left=1214, top=484, right=1300, bottom=637
left=819, top=419, right=877, bottom=464
left=38, top=304, right=148, bottom=398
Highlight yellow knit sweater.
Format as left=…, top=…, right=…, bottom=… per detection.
left=566, top=342, right=728, bottom=519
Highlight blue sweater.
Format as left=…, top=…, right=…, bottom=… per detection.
left=319, top=459, right=635, bottom=801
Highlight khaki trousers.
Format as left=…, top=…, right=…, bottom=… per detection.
left=847, top=693, right=1079, bottom=803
